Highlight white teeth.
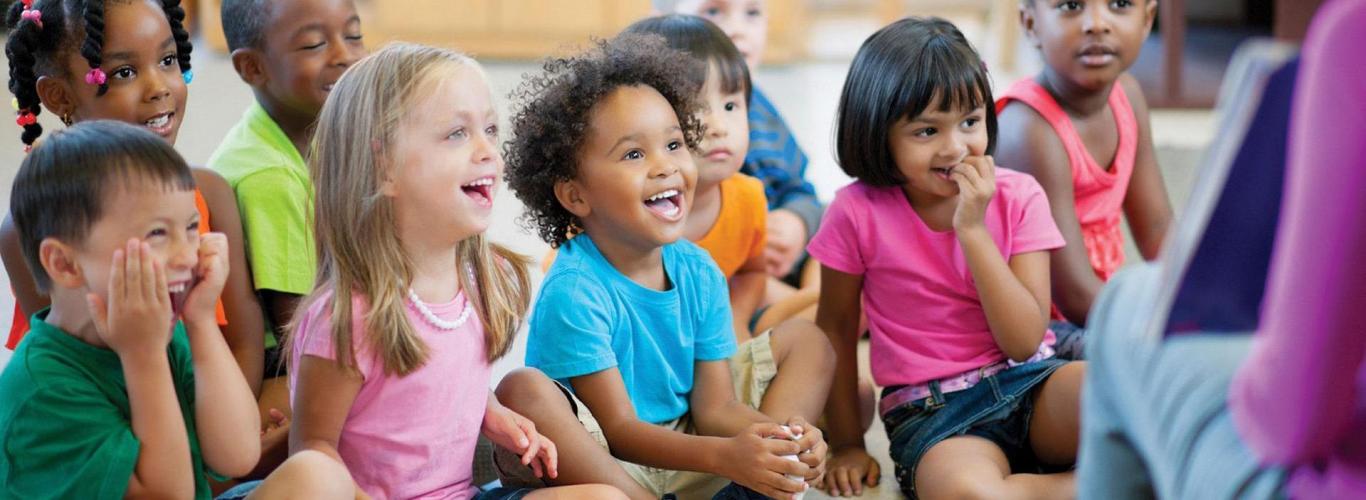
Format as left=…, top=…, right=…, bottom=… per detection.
left=647, top=189, right=679, bottom=202
left=145, top=114, right=170, bottom=128
left=462, top=177, right=494, bottom=188
left=169, top=283, right=186, bottom=293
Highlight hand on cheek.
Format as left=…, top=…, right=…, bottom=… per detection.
left=87, top=239, right=174, bottom=358
left=183, top=232, right=229, bottom=326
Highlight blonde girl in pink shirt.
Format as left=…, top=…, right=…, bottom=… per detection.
left=809, top=18, right=1085, bottom=499
left=285, top=43, right=624, bottom=500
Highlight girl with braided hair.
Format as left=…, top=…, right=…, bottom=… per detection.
left=1, top=0, right=281, bottom=484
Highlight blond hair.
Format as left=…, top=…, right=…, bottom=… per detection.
left=290, top=43, right=532, bottom=376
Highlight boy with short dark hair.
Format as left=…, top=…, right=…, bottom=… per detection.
left=211, top=0, right=367, bottom=347
left=0, top=121, right=353, bottom=499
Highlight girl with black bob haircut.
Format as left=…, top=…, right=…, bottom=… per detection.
left=811, top=17, right=1083, bottom=499
left=834, top=16, right=997, bottom=187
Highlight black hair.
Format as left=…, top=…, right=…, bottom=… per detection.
left=835, top=17, right=997, bottom=187
left=623, top=14, right=752, bottom=105
left=5, top=0, right=194, bottom=148
left=220, top=0, right=269, bottom=52
left=10, top=120, right=194, bottom=292
left=504, top=33, right=705, bottom=248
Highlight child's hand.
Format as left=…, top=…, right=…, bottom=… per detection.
left=261, top=408, right=290, bottom=450
left=764, top=210, right=807, bottom=277
left=785, top=417, right=829, bottom=484
left=182, top=232, right=229, bottom=326
left=951, top=155, right=997, bottom=231
left=86, top=239, right=174, bottom=358
left=820, top=446, right=880, bottom=497
left=265, top=407, right=292, bottom=434
left=722, top=422, right=808, bottom=500
left=482, top=403, right=558, bottom=479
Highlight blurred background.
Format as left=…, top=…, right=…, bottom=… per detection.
left=0, top=1, right=1332, bottom=495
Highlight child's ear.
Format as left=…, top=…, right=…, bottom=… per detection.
left=1143, top=0, right=1158, bottom=36
left=39, top=239, right=86, bottom=289
left=554, top=179, right=591, bottom=219
left=35, top=75, right=76, bottom=121
left=1020, top=3, right=1041, bottom=49
left=230, top=48, right=268, bottom=86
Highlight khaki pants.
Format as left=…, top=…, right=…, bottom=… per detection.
left=496, top=331, right=778, bottom=500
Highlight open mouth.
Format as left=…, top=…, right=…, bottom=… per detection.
left=143, top=112, right=175, bottom=137
left=931, top=166, right=956, bottom=182
left=644, top=188, right=684, bottom=221
left=460, top=176, right=495, bottom=207
left=168, top=280, right=191, bottom=318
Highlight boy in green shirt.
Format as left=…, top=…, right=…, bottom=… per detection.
left=0, top=122, right=353, bottom=499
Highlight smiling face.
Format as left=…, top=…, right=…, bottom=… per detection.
left=1024, top=0, right=1155, bottom=90
left=693, top=65, right=750, bottom=190
left=888, top=94, right=989, bottom=201
left=69, top=180, right=201, bottom=319
left=564, top=85, right=698, bottom=250
left=386, top=65, right=502, bottom=244
left=675, top=0, right=768, bottom=69
left=59, top=0, right=187, bottom=143
left=256, top=0, right=366, bottom=124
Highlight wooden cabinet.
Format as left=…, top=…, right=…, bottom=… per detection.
left=197, top=0, right=806, bottom=63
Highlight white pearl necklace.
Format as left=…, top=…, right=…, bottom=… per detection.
left=406, top=265, right=476, bottom=331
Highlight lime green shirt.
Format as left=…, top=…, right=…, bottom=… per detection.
left=0, top=311, right=212, bottom=499
left=210, top=103, right=316, bottom=298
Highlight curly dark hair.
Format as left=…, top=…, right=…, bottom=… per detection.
left=5, top=0, right=194, bottom=148
left=504, top=33, right=705, bottom=248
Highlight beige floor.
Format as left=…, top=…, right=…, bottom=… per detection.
left=0, top=10, right=1221, bottom=496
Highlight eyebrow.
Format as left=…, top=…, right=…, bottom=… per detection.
left=294, top=15, right=363, bottom=37
left=103, top=36, right=176, bottom=64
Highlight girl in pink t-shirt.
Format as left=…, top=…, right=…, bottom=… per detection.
left=809, top=18, right=1085, bottom=500
left=285, top=44, right=623, bottom=500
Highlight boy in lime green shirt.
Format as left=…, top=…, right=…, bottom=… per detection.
left=0, top=122, right=353, bottom=498
left=210, top=0, right=367, bottom=337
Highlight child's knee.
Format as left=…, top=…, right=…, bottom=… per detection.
left=558, top=484, right=628, bottom=500
left=918, top=474, right=1003, bottom=500
left=771, top=318, right=835, bottom=369
left=266, top=450, right=353, bottom=499
left=494, top=367, right=561, bottom=412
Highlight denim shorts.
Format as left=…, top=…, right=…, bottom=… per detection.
left=215, top=480, right=530, bottom=499
left=881, top=357, right=1068, bottom=499
left=475, top=486, right=534, bottom=500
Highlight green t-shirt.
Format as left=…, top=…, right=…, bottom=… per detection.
left=210, top=103, right=316, bottom=299
left=0, top=311, right=212, bottom=499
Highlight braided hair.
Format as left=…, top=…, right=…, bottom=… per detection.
left=5, top=0, right=193, bottom=149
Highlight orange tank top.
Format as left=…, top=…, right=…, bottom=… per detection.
left=995, top=79, right=1137, bottom=282
left=6, top=188, right=227, bottom=350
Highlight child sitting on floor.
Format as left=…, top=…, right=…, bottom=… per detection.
left=0, top=121, right=352, bottom=499
left=493, top=33, right=834, bottom=500
left=995, top=0, right=1174, bottom=358
left=814, top=18, right=1084, bottom=499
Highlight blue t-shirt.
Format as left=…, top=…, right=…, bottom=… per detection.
left=526, top=235, right=737, bottom=424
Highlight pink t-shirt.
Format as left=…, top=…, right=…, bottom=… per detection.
left=807, top=168, right=1066, bottom=387
left=289, top=289, right=489, bottom=500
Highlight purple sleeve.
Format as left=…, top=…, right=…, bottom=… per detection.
left=805, top=186, right=866, bottom=276
left=1229, top=0, right=1366, bottom=465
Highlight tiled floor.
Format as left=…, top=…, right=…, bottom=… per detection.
left=0, top=10, right=1221, bottom=496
